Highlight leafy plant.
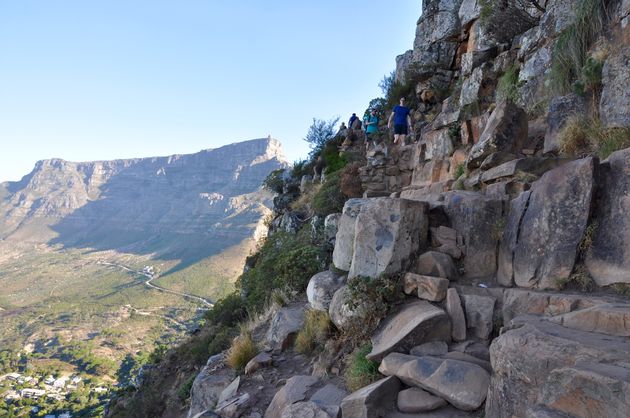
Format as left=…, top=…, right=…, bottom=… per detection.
left=454, top=163, right=465, bottom=180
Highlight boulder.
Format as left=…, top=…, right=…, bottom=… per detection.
left=349, top=198, right=429, bottom=279
left=444, top=192, right=503, bottom=279
left=466, top=101, right=528, bottom=169
left=397, top=357, right=490, bottom=411
left=367, top=300, right=451, bottom=362
left=340, top=376, right=400, bottom=418
left=497, top=191, right=531, bottom=287
left=265, top=375, right=319, bottom=418
left=309, top=384, right=348, bottom=418
left=409, top=341, right=448, bottom=357
left=280, top=402, right=332, bottom=418
left=450, top=341, right=490, bottom=362
left=379, top=353, right=420, bottom=377
left=328, top=285, right=361, bottom=331
left=244, top=352, right=273, bottom=375
left=513, top=158, right=595, bottom=289
left=324, top=213, right=341, bottom=245
left=600, top=46, right=630, bottom=128
left=397, top=387, right=447, bottom=413
left=215, top=392, right=250, bottom=418
left=216, top=376, right=240, bottom=409
left=307, top=270, right=346, bottom=311
left=479, top=157, right=569, bottom=184
left=445, top=288, right=467, bottom=342
left=188, top=355, right=235, bottom=418
left=543, top=94, right=587, bottom=154
left=519, top=44, right=552, bottom=83
left=266, top=306, right=306, bottom=351
left=414, top=251, right=459, bottom=279
left=547, top=303, right=630, bottom=337
left=586, top=148, right=630, bottom=286
left=460, top=65, right=487, bottom=107
left=461, top=294, right=496, bottom=340
left=486, top=316, right=630, bottom=418
left=442, top=351, right=492, bottom=373
left=403, top=273, right=449, bottom=302
left=332, top=199, right=367, bottom=271
left=458, top=0, right=480, bottom=27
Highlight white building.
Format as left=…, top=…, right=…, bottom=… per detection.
left=44, top=376, right=55, bottom=385
left=21, top=388, right=46, bottom=399
left=6, top=372, right=21, bottom=381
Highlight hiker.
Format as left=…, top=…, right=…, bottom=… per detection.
left=348, top=113, right=361, bottom=130
left=313, top=156, right=324, bottom=183
left=387, top=97, right=412, bottom=146
left=364, top=108, right=379, bottom=147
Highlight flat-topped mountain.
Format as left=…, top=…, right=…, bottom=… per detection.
left=0, top=137, right=287, bottom=264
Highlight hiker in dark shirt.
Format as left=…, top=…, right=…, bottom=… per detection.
left=387, top=98, right=412, bottom=146
left=348, top=113, right=360, bottom=130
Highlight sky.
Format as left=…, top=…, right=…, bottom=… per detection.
left=0, top=1, right=419, bottom=182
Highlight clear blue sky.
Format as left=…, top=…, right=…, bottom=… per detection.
left=0, top=1, right=419, bottom=182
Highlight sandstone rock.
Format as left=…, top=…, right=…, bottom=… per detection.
left=403, top=273, right=449, bottom=302
left=423, top=129, right=454, bottom=161
left=244, top=352, right=273, bottom=375
left=395, top=50, right=414, bottom=84
left=486, top=316, right=630, bottom=418
left=460, top=65, right=487, bottom=107
left=216, top=376, right=240, bottom=408
left=586, top=148, right=630, bottom=286
left=188, top=354, right=235, bottom=418
left=332, top=199, right=368, bottom=271
left=324, top=213, right=341, bottom=245
left=600, top=46, right=630, bottom=128
left=543, top=94, right=587, bottom=154
left=461, top=48, right=498, bottom=76
left=397, top=357, right=490, bottom=411
left=450, top=341, right=490, bottom=362
left=431, top=97, right=460, bottom=130
left=340, top=376, right=400, bottom=418
left=265, top=376, right=319, bottom=418
left=446, top=288, right=467, bottom=342
left=519, top=44, right=552, bottom=83
left=349, top=198, right=429, bottom=279
left=442, top=351, right=492, bottom=373
left=397, top=387, right=447, bottom=413
left=547, top=303, right=630, bottom=337
left=461, top=112, right=491, bottom=145
left=458, top=0, right=480, bottom=27
left=328, top=285, right=361, bottom=331
left=466, top=101, right=528, bottom=169
left=266, top=306, right=306, bottom=351
left=379, top=353, right=420, bottom=377
left=461, top=294, right=496, bottom=340
left=215, top=392, right=251, bottom=418
left=479, top=157, right=569, bottom=184
left=309, top=384, right=348, bottom=418
left=497, top=191, right=531, bottom=287
left=409, top=341, right=448, bottom=357
left=280, top=401, right=331, bottom=418
left=414, top=251, right=458, bottom=279
left=479, top=151, right=517, bottom=171
left=367, top=300, right=451, bottom=362
left=307, top=270, right=346, bottom=312
left=444, top=192, right=503, bottom=278
left=513, top=158, right=595, bottom=289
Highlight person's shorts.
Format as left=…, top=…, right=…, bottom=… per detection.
left=394, top=124, right=408, bottom=135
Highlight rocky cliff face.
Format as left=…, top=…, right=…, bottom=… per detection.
left=0, top=137, right=287, bottom=262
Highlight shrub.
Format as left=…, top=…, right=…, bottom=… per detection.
left=559, top=117, right=630, bottom=159
left=204, top=293, right=247, bottom=328
left=225, top=332, right=257, bottom=371
left=295, top=310, right=331, bottom=354
left=177, top=375, right=195, bottom=401
left=454, top=163, right=465, bottom=180
left=321, top=141, right=348, bottom=174
left=313, top=171, right=346, bottom=216
left=340, top=161, right=364, bottom=198
left=237, top=229, right=327, bottom=310
left=344, top=344, right=381, bottom=392
left=496, top=65, right=522, bottom=103
left=262, top=169, right=286, bottom=194
left=549, top=0, right=610, bottom=94
left=304, top=117, right=340, bottom=155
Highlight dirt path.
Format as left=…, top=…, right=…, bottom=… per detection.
left=98, top=261, right=214, bottom=308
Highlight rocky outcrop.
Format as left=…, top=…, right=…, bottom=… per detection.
left=586, top=148, right=630, bottom=286
left=341, top=376, right=400, bottom=418
left=513, top=158, right=595, bottom=289
left=306, top=270, right=346, bottom=311
left=332, top=199, right=367, bottom=271
left=600, top=46, right=630, bottom=128
left=188, top=355, right=235, bottom=418
left=265, top=306, right=306, bottom=351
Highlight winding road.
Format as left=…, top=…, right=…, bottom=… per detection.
left=98, top=261, right=214, bottom=308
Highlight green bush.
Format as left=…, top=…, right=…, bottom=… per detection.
left=236, top=228, right=327, bottom=310
left=312, top=171, right=346, bottom=216
left=204, top=293, right=247, bottom=328
left=262, top=169, right=286, bottom=193
left=177, top=375, right=195, bottom=401
left=321, top=141, right=348, bottom=174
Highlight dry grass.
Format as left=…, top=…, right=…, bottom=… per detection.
left=611, top=283, right=630, bottom=298
left=225, top=331, right=257, bottom=370
left=290, top=182, right=322, bottom=215
left=559, top=117, right=630, bottom=159
left=556, top=265, right=595, bottom=292
left=295, top=309, right=331, bottom=354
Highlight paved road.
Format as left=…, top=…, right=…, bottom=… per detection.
left=99, top=262, right=214, bottom=308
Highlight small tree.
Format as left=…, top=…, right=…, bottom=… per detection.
left=304, top=117, right=340, bottom=153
